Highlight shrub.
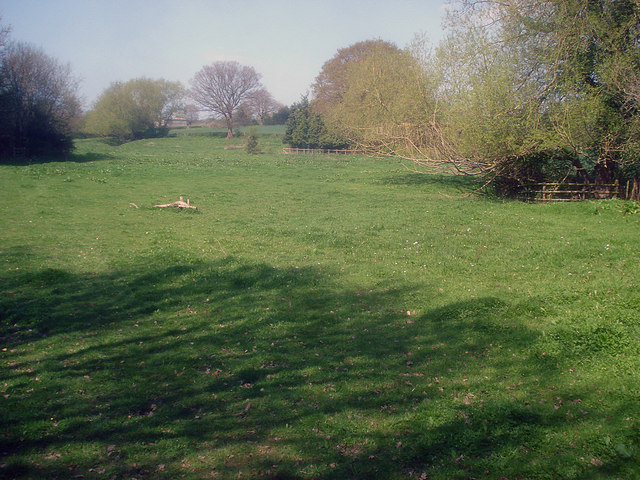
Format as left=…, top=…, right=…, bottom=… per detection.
left=245, top=128, right=260, bottom=154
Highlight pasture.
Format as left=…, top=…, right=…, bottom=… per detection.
left=1, top=131, right=639, bottom=479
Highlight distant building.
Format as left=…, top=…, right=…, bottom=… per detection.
left=165, top=115, right=188, bottom=128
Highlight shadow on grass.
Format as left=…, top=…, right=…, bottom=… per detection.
left=381, top=171, right=488, bottom=194
left=0, top=151, right=114, bottom=166
left=1, top=257, right=637, bottom=479
left=68, top=152, right=115, bottom=163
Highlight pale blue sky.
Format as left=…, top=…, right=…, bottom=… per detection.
left=0, top=0, right=446, bottom=109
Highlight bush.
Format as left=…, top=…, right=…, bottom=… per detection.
left=245, top=128, right=260, bottom=154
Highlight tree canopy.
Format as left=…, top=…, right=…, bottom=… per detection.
left=313, top=2, right=640, bottom=197
left=312, top=39, right=402, bottom=115
left=83, top=78, right=184, bottom=141
left=0, top=40, right=81, bottom=158
left=323, top=42, right=436, bottom=160
left=284, top=40, right=407, bottom=150
left=190, top=61, right=263, bottom=138
left=432, top=0, right=640, bottom=192
left=244, top=88, right=282, bottom=125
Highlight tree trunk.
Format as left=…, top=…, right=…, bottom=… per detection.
left=225, top=116, right=233, bottom=138
left=570, top=156, right=593, bottom=184
left=594, top=158, right=616, bottom=198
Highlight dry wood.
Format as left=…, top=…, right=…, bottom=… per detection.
left=154, top=196, right=198, bottom=210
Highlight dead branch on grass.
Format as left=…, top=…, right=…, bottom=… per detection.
left=154, top=196, right=198, bottom=210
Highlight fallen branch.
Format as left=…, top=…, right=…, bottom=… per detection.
left=154, top=196, right=198, bottom=210
left=213, top=237, right=227, bottom=256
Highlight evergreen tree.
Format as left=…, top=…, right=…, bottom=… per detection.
left=283, top=97, right=347, bottom=149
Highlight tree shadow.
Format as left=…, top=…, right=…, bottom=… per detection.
left=67, top=151, right=115, bottom=163
left=1, top=258, right=637, bottom=479
left=96, top=137, right=123, bottom=146
left=0, top=151, right=114, bottom=166
left=381, top=171, right=481, bottom=191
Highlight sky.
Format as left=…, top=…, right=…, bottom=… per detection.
left=0, top=0, right=447, bottom=110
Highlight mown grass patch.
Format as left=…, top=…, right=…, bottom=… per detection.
left=1, top=135, right=639, bottom=479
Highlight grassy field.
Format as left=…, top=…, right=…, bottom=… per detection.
left=1, top=131, right=639, bottom=479
left=168, top=125, right=286, bottom=137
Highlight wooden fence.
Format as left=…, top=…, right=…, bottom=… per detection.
left=281, top=151, right=640, bottom=201
left=283, top=147, right=358, bottom=155
left=522, top=182, right=622, bottom=202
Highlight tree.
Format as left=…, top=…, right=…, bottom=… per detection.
left=426, top=18, right=546, bottom=179
left=366, top=0, right=640, bottom=197
left=323, top=43, right=438, bottom=161
left=0, top=41, right=81, bottom=158
left=312, top=39, right=403, bottom=115
left=264, top=105, right=292, bottom=125
left=233, top=105, right=256, bottom=126
left=190, top=61, right=263, bottom=138
left=0, top=16, right=9, bottom=57
left=183, top=104, right=201, bottom=127
left=245, top=88, right=282, bottom=125
left=83, top=78, right=184, bottom=141
left=283, top=96, right=347, bottom=149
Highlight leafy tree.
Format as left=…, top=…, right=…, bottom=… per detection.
left=324, top=42, right=438, bottom=160
left=0, top=40, right=81, bottom=158
left=190, top=61, right=263, bottom=138
left=308, top=39, right=405, bottom=152
left=425, top=20, right=546, bottom=178
left=312, top=39, right=402, bottom=115
left=433, top=0, right=640, bottom=194
left=83, top=78, right=184, bottom=141
left=335, top=1, right=637, bottom=196
left=264, top=105, right=291, bottom=125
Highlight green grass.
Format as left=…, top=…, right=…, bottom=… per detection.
left=169, top=124, right=286, bottom=138
left=1, top=134, right=639, bottom=479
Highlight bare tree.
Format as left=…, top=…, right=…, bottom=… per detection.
left=245, top=88, right=281, bottom=125
left=0, top=16, right=10, bottom=57
left=184, top=104, right=201, bottom=126
left=190, top=61, right=262, bottom=138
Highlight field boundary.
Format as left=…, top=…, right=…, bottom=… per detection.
left=522, top=181, right=623, bottom=202
left=283, top=147, right=358, bottom=155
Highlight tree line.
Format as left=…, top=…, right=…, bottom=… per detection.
left=0, top=16, right=284, bottom=157
left=2, top=2, right=639, bottom=199
left=292, top=1, right=640, bottom=198
left=81, top=62, right=285, bottom=142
